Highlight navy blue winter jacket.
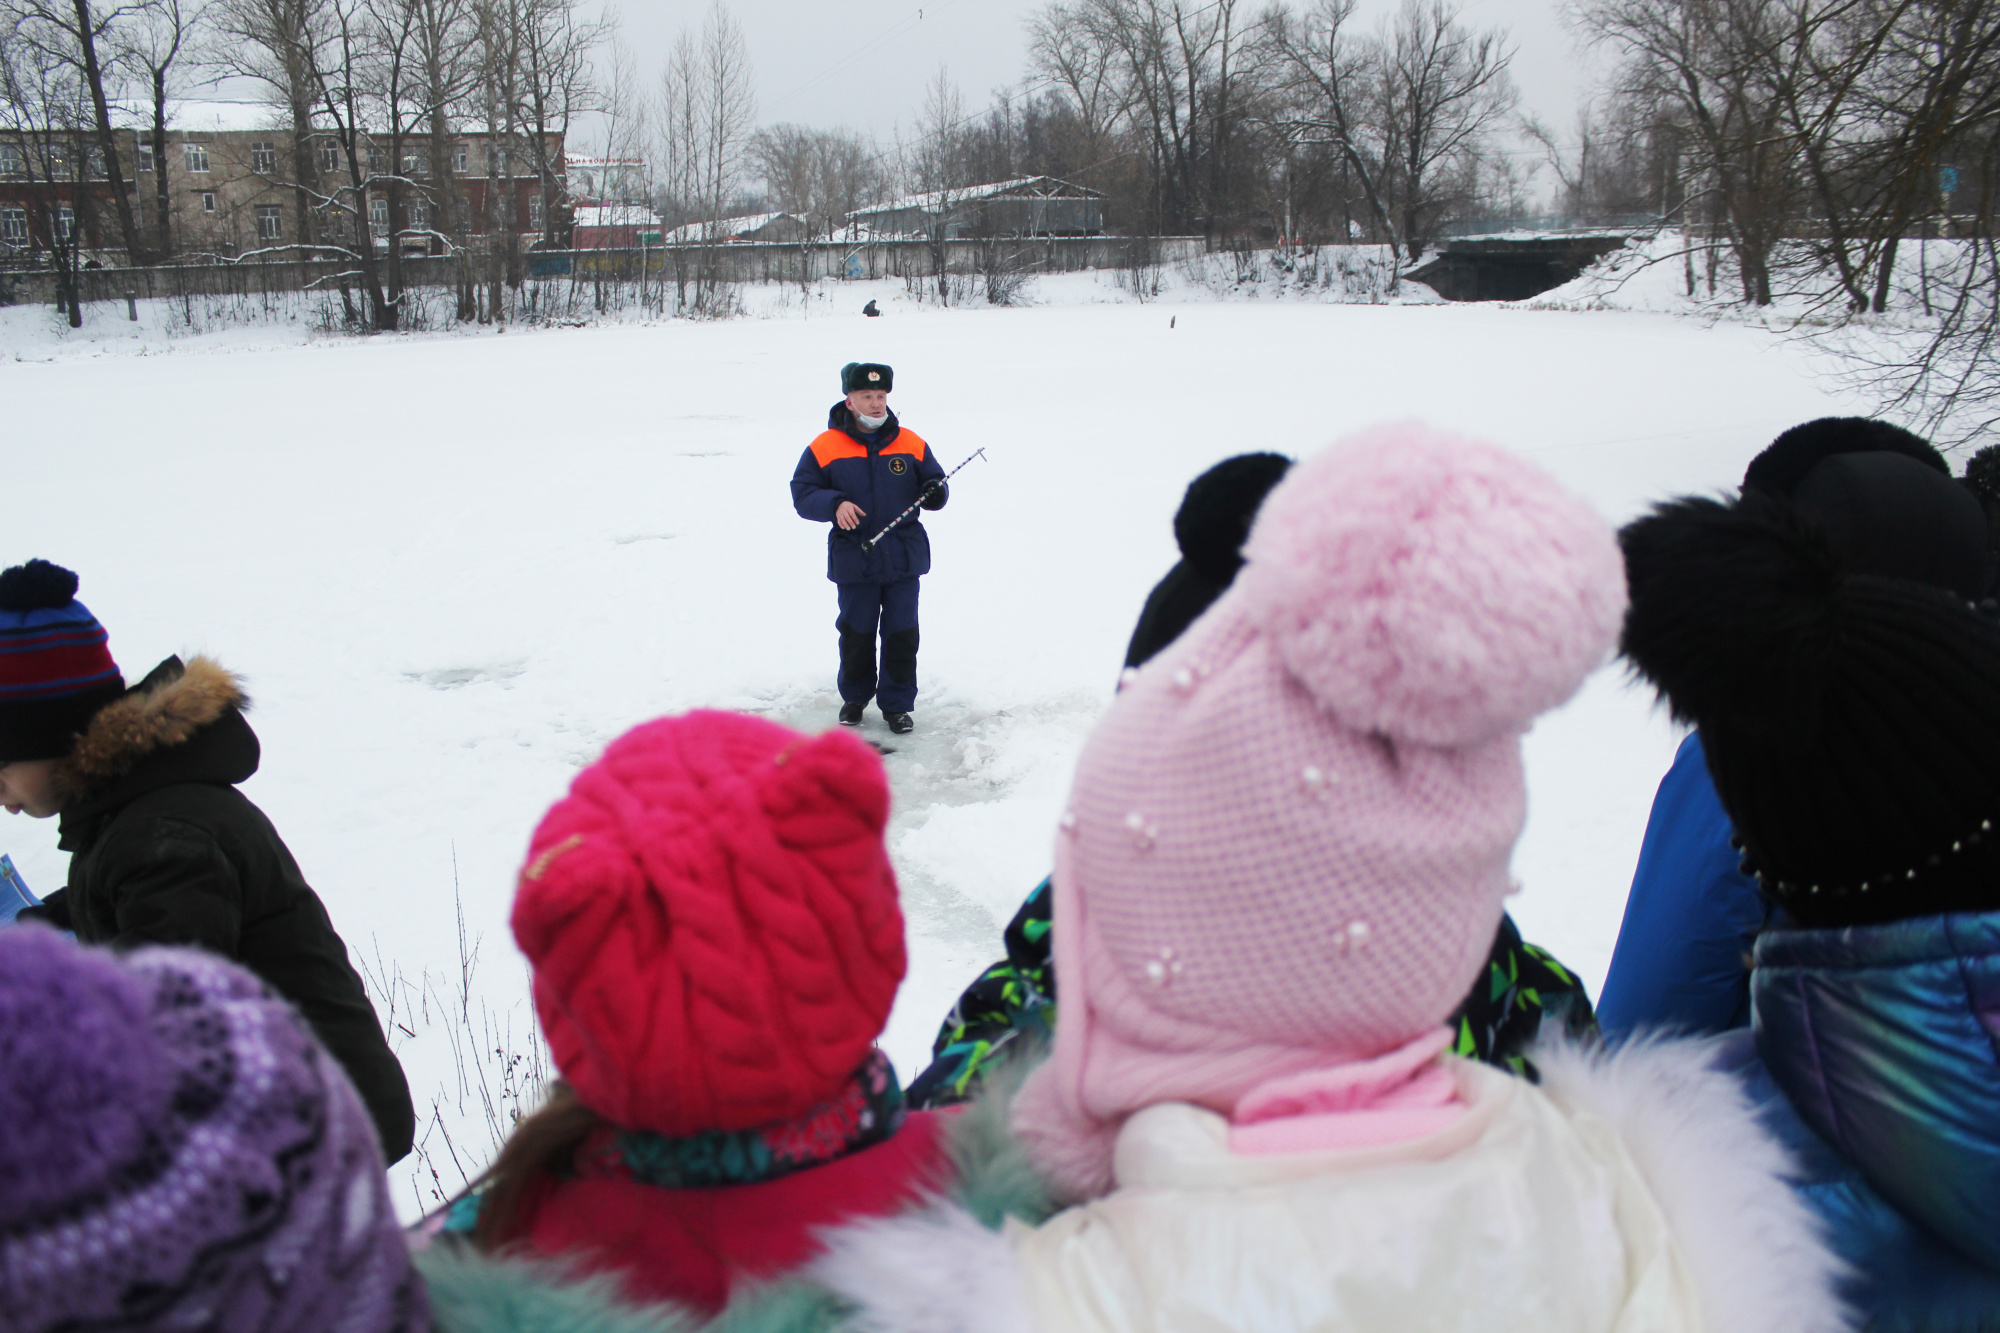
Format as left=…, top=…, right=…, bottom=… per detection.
left=1599, top=732, right=1769, bottom=1038
left=1712, top=911, right=2000, bottom=1331
left=791, top=403, right=948, bottom=584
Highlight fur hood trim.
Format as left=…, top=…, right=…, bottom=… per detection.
left=1534, top=1035, right=1851, bottom=1333
left=815, top=1038, right=1850, bottom=1333
left=55, top=656, right=246, bottom=798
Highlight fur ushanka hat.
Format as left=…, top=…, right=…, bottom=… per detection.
left=1012, top=423, right=1627, bottom=1200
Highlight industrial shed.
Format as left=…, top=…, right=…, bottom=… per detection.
left=847, top=177, right=1103, bottom=240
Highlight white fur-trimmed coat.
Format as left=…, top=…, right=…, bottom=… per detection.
left=809, top=1039, right=1849, bottom=1333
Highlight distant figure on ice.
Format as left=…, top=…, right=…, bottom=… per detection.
left=0, top=559, right=414, bottom=1163
left=862, top=299, right=881, bottom=316
left=790, top=361, right=949, bottom=735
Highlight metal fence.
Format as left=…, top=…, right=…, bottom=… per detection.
left=0, top=235, right=1208, bottom=309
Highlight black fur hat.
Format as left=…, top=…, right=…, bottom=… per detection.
left=1121, top=453, right=1293, bottom=670
left=841, top=362, right=893, bottom=394
left=1742, top=416, right=1946, bottom=497
left=1621, top=493, right=2000, bottom=927
left=1174, top=452, right=1294, bottom=583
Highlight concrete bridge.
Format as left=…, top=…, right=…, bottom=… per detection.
left=1405, top=229, right=1646, bottom=302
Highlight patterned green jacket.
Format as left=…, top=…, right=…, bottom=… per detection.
left=906, top=879, right=1595, bottom=1109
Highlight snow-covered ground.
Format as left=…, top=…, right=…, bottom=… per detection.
left=0, top=277, right=1873, bottom=1215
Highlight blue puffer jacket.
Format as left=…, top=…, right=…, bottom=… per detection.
left=790, top=403, right=948, bottom=585
left=1598, top=732, right=1768, bottom=1038
left=1723, top=910, right=2000, bottom=1331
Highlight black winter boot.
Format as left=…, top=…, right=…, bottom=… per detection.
left=839, top=701, right=866, bottom=726
left=884, top=711, right=914, bottom=735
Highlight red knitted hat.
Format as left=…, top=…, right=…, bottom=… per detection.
left=512, top=710, right=907, bottom=1136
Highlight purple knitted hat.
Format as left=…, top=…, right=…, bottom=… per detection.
left=0, top=926, right=428, bottom=1333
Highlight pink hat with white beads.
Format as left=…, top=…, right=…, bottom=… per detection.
left=1012, top=423, right=1627, bottom=1200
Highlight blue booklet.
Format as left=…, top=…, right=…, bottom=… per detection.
left=0, top=855, right=43, bottom=926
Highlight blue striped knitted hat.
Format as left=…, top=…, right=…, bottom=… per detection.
left=0, top=560, right=125, bottom=764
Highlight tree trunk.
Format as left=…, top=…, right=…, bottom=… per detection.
left=1872, top=233, right=1899, bottom=314
left=72, top=0, right=142, bottom=263
left=150, top=72, right=172, bottom=259
left=289, top=98, right=318, bottom=256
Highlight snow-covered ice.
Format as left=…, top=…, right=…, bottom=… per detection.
left=0, top=273, right=1874, bottom=1214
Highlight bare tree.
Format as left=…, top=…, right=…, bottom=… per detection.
left=1571, top=0, right=1799, bottom=304
left=750, top=122, right=882, bottom=237
left=0, top=9, right=97, bottom=321
left=116, top=0, right=201, bottom=259
left=1266, top=0, right=1515, bottom=263
left=653, top=0, right=751, bottom=314
left=6, top=0, right=149, bottom=260
left=210, top=0, right=333, bottom=256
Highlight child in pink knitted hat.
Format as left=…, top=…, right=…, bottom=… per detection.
left=811, top=424, right=1847, bottom=1333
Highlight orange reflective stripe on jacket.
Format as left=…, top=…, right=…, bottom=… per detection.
left=809, top=428, right=930, bottom=468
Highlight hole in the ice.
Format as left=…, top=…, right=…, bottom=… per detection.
left=406, top=663, right=526, bottom=690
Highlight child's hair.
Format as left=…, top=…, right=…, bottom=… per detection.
left=472, top=1081, right=606, bottom=1249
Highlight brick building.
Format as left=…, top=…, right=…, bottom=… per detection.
left=1, top=100, right=564, bottom=264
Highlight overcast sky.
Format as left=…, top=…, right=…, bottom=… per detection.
left=592, top=0, right=1610, bottom=156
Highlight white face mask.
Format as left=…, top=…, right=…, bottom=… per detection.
left=857, top=411, right=889, bottom=431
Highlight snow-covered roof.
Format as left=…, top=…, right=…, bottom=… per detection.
left=657, top=211, right=801, bottom=244
left=106, top=98, right=286, bottom=134
left=848, top=176, right=1103, bottom=219
left=101, top=98, right=561, bottom=143
left=572, top=205, right=660, bottom=229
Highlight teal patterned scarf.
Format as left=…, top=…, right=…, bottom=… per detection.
left=574, top=1050, right=906, bottom=1189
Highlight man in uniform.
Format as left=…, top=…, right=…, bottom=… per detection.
left=790, top=362, right=949, bottom=735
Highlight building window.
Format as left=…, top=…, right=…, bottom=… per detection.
left=401, top=147, right=429, bottom=177
left=45, top=145, right=68, bottom=176
left=136, top=141, right=154, bottom=171
left=54, top=205, right=74, bottom=240
left=369, top=197, right=387, bottom=235
left=406, top=198, right=428, bottom=229
left=0, top=207, right=26, bottom=244
left=368, top=144, right=384, bottom=174
left=452, top=144, right=467, bottom=173
left=0, top=143, right=20, bottom=175
left=486, top=146, right=507, bottom=176
left=183, top=143, right=208, bottom=173
left=201, top=191, right=215, bottom=213
left=326, top=206, right=348, bottom=238
left=319, top=141, right=340, bottom=175
left=529, top=191, right=543, bottom=229
left=257, top=205, right=283, bottom=241
left=86, top=147, right=104, bottom=178
left=250, top=141, right=276, bottom=174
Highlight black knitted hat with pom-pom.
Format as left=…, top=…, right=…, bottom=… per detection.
left=1621, top=495, right=2000, bottom=927
left=1174, top=452, right=1294, bottom=583
left=0, top=560, right=125, bottom=765
left=1122, top=453, right=1293, bottom=669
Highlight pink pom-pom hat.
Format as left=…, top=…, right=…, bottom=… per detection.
left=1012, top=423, right=1627, bottom=1200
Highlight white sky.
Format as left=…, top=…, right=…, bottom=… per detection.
left=596, top=0, right=1609, bottom=157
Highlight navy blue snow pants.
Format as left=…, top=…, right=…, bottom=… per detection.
left=837, top=578, right=921, bottom=712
